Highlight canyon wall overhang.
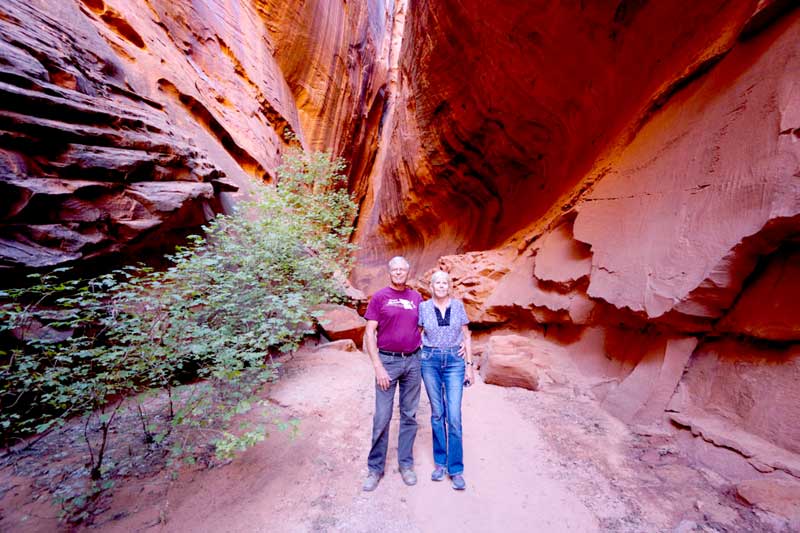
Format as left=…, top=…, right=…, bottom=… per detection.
left=350, top=0, right=798, bottom=289
left=383, top=2, right=799, bottom=489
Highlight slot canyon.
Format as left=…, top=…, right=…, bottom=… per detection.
left=1, top=0, right=798, bottom=531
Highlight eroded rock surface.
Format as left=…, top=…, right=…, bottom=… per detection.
left=4, top=0, right=800, bottom=521
left=480, top=335, right=542, bottom=391
left=315, top=303, right=366, bottom=347
left=392, top=6, right=800, bottom=495
left=350, top=0, right=790, bottom=278
left=0, top=0, right=391, bottom=276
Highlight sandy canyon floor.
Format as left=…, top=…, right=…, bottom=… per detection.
left=0, top=342, right=788, bottom=532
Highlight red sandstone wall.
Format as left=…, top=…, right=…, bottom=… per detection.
left=0, top=0, right=390, bottom=276
left=2, top=0, right=798, bottom=487
left=350, top=0, right=775, bottom=282
left=398, top=3, right=799, bottom=483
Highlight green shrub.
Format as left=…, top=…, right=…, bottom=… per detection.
left=0, top=145, right=356, bottom=513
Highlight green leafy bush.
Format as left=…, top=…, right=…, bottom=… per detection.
left=0, top=145, right=356, bottom=495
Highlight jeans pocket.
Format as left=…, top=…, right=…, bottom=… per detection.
left=419, top=349, right=432, bottom=361
left=380, top=354, right=399, bottom=366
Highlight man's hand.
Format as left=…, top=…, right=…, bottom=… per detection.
left=364, top=320, right=390, bottom=390
left=375, top=365, right=391, bottom=391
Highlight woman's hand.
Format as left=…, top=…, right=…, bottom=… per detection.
left=465, top=364, right=475, bottom=387
left=459, top=324, right=471, bottom=359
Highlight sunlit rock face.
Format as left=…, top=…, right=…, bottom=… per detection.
left=0, top=0, right=391, bottom=277
left=255, top=0, right=392, bottom=170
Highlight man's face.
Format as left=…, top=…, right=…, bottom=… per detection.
left=389, top=264, right=409, bottom=287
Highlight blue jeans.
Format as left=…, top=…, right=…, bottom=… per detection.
left=367, top=352, right=421, bottom=475
left=420, top=346, right=465, bottom=475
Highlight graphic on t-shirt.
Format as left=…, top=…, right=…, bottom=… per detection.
left=386, top=298, right=417, bottom=310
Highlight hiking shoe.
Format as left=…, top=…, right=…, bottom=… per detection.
left=431, top=466, right=446, bottom=482
left=451, top=474, right=466, bottom=491
left=399, top=467, right=417, bottom=486
left=362, top=471, right=382, bottom=492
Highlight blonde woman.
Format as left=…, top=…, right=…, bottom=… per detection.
left=418, top=270, right=474, bottom=490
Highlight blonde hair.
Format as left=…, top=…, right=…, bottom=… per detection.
left=429, top=270, right=451, bottom=289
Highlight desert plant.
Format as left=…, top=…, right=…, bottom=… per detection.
left=0, top=145, right=356, bottom=522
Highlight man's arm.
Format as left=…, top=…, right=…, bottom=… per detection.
left=365, top=320, right=390, bottom=391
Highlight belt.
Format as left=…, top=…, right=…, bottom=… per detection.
left=379, top=348, right=420, bottom=358
left=422, top=346, right=459, bottom=352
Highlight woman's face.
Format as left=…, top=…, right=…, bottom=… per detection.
left=432, top=278, right=450, bottom=299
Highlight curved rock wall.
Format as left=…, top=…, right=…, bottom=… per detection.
left=0, top=0, right=390, bottom=277
left=397, top=3, right=799, bottom=485
left=350, top=0, right=770, bottom=282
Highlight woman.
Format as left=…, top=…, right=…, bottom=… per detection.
left=418, top=270, right=475, bottom=490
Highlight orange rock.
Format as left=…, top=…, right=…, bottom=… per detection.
left=572, top=15, right=800, bottom=321
left=315, top=304, right=366, bottom=347
left=480, top=335, right=540, bottom=391
left=600, top=336, right=697, bottom=425
left=0, top=0, right=386, bottom=276
left=668, top=339, right=800, bottom=458
left=718, top=247, right=800, bottom=341
left=352, top=0, right=777, bottom=273
left=312, top=338, right=358, bottom=353
left=736, top=478, right=800, bottom=520
left=533, top=216, right=592, bottom=289
left=412, top=249, right=515, bottom=322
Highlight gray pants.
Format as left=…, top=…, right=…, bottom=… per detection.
left=367, top=353, right=422, bottom=475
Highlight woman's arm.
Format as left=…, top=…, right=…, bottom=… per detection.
left=462, top=324, right=475, bottom=384
left=461, top=325, right=473, bottom=364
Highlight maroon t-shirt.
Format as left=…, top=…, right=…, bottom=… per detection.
left=364, top=286, right=422, bottom=353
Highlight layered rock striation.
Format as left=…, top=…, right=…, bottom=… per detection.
left=350, top=0, right=789, bottom=279
left=0, top=0, right=392, bottom=276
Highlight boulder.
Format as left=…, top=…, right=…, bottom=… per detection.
left=315, top=304, right=366, bottom=347
left=480, top=335, right=540, bottom=391
left=736, top=478, right=800, bottom=520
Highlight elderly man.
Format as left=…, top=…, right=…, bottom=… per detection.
left=362, top=256, right=423, bottom=492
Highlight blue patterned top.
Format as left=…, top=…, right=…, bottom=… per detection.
left=418, top=299, right=469, bottom=348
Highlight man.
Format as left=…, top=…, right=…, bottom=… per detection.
left=362, top=256, right=423, bottom=492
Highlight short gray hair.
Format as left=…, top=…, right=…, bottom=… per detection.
left=388, top=256, right=410, bottom=270
left=429, top=270, right=451, bottom=286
